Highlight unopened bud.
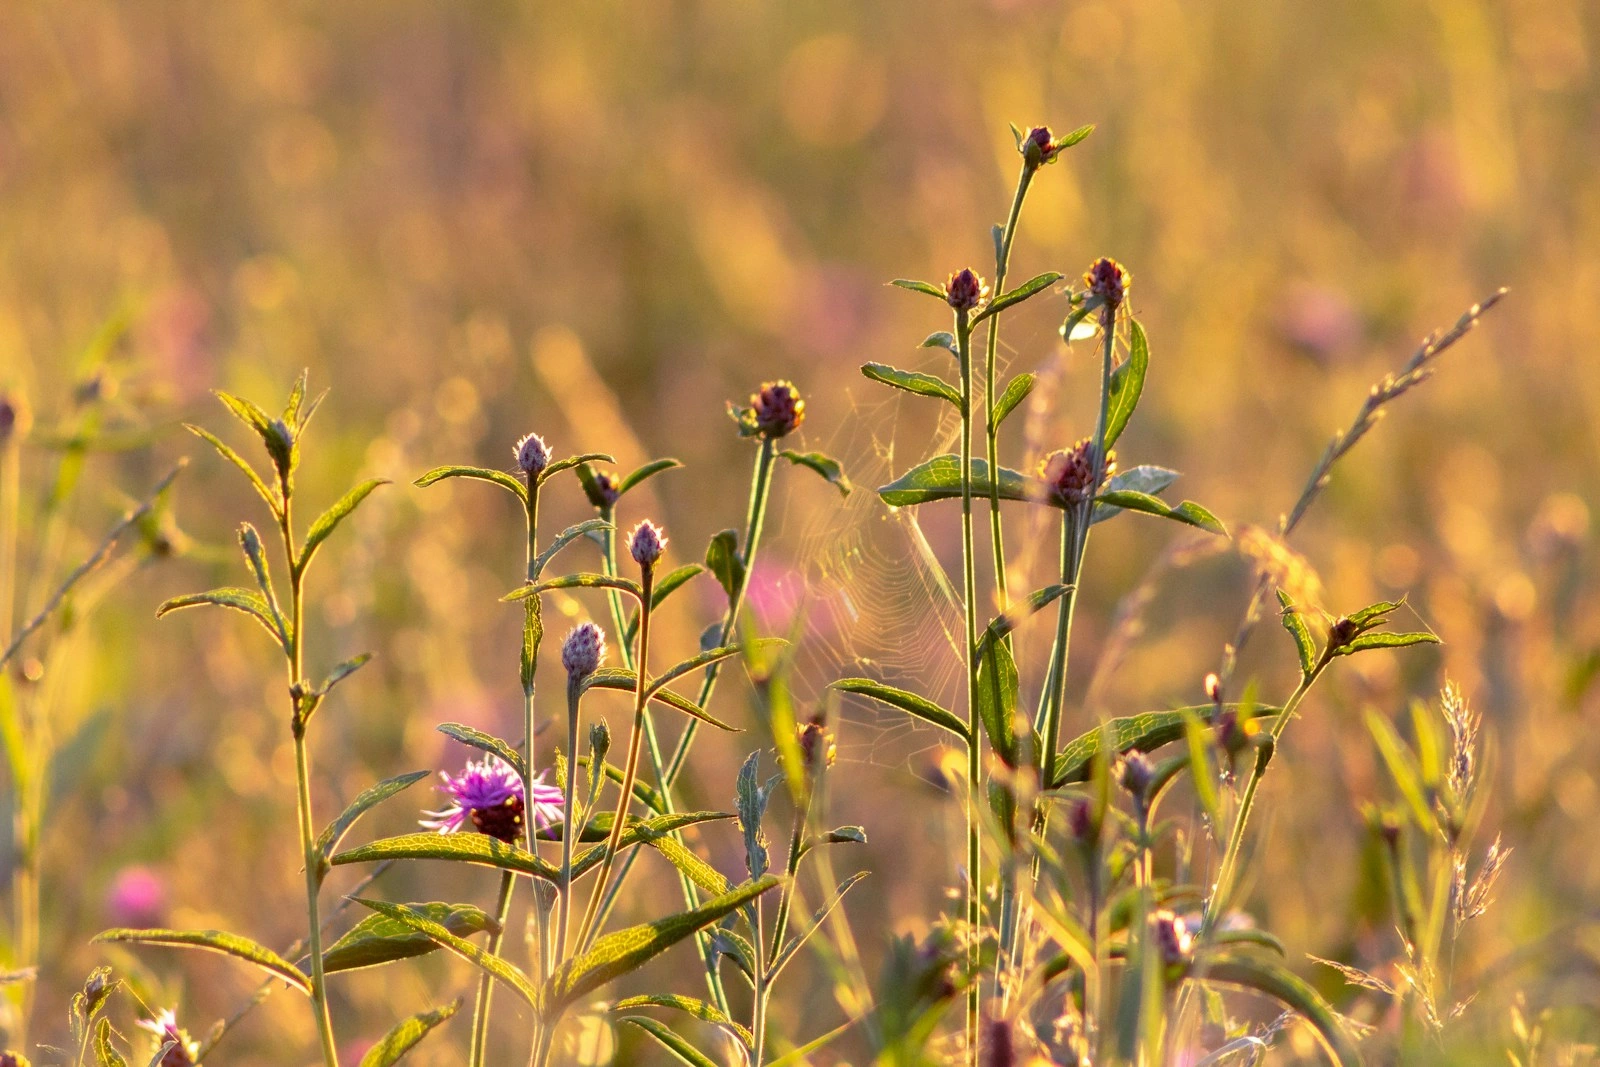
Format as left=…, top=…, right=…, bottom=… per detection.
left=752, top=380, right=805, bottom=438
left=0, top=391, right=31, bottom=444
left=629, top=519, right=666, bottom=568
left=1083, top=257, right=1129, bottom=314
left=515, top=432, right=551, bottom=476
left=587, top=469, right=622, bottom=508
left=561, top=622, right=607, bottom=681
left=1204, top=672, right=1222, bottom=704
left=798, top=713, right=837, bottom=774
left=944, top=268, right=990, bottom=313
left=1021, top=125, right=1057, bottom=168
left=1151, top=909, right=1194, bottom=969
left=1040, top=438, right=1115, bottom=507
left=1117, top=751, right=1156, bottom=799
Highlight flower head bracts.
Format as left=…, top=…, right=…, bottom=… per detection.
left=562, top=622, right=607, bottom=681
left=515, top=432, right=551, bottom=477
left=752, top=380, right=805, bottom=439
left=1040, top=438, right=1116, bottom=507
left=138, top=1009, right=199, bottom=1066
left=629, top=519, right=666, bottom=569
left=944, top=268, right=989, bottom=313
left=420, top=754, right=563, bottom=843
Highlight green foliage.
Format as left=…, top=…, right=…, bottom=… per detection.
left=860, top=362, right=960, bottom=406
left=324, top=904, right=497, bottom=974
left=359, top=1001, right=461, bottom=1067
left=93, top=928, right=311, bottom=993
left=828, top=679, right=968, bottom=742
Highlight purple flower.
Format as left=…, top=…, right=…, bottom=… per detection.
left=514, top=432, right=551, bottom=476
left=629, top=519, right=666, bottom=568
left=562, top=622, right=607, bottom=681
left=420, top=754, right=563, bottom=843
left=105, top=865, right=167, bottom=928
left=138, top=1009, right=198, bottom=1066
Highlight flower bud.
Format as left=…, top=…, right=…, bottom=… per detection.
left=798, top=713, right=837, bottom=775
left=752, top=380, right=805, bottom=438
left=1021, top=125, right=1058, bottom=168
left=0, top=1051, right=32, bottom=1067
left=1039, top=438, right=1115, bottom=507
left=629, top=519, right=666, bottom=568
left=944, top=268, right=989, bottom=313
left=1064, top=795, right=1096, bottom=845
left=515, top=432, right=550, bottom=476
left=1151, top=909, right=1194, bottom=970
left=1117, top=751, right=1156, bottom=800
left=0, top=391, right=31, bottom=444
left=587, top=469, right=622, bottom=508
left=1204, top=672, right=1222, bottom=705
left=561, top=622, right=607, bottom=681
left=1083, top=257, right=1129, bottom=313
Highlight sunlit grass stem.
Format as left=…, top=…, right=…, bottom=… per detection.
left=983, top=163, right=1034, bottom=625
left=954, top=307, right=982, bottom=1062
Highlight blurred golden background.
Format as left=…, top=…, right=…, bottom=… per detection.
left=0, top=0, right=1595, bottom=1061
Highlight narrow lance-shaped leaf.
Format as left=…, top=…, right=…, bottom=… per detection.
left=544, top=876, right=782, bottom=1012
left=976, top=583, right=1071, bottom=661
left=1102, top=319, right=1150, bottom=449
left=539, top=451, right=616, bottom=483
left=156, top=588, right=289, bottom=651
left=503, top=573, right=643, bottom=604
left=769, top=870, right=869, bottom=979
left=186, top=424, right=280, bottom=516
left=1333, top=631, right=1440, bottom=656
left=299, top=479, right=388, bottom=573
left=619, top=457, right=682, bottom=495
left=828, top=679, right=969, bottom=743
left=413, top=465, right=527, bottom=502
left=1192, top=952, right=1362, bottom=1067
left=94, top=929, right=310, bottom=994
left=860, top=363, right=959, bottom=406
left=975, top=271, right=1064, bottom=321
left=324, top=903, right=496, bottom=974
left=359, top=1001, right=461, bottom=1067
left=1094, top=490, right=1227, bottom=536
left=891, top=278, right=947, bottom=300
left=334, top=832, right=557, bottom=881
left=975, top=637, right=1021, bottom=768
left=1051, top=704, right=1280, bottom=787
left=435, top=723, right=526, bottom=781
left=1278, top=589, right=1318, bottom=678
left=532, top=518, right=611, bottom=579
left=236, top=523, right=287, bottom=642
left=611, top=994, right=753, bottom=1046
left=878, top=455, right=1034, bottom=509
left=705, top=529, right=743, bottom=601
left=646, top=639, right=785, bottom=700
left=921, top=331, right=957, bottom=356
left=353, top=900, right=538, bottom=1007
left=618, top=1017, right=720, bottom=1067
left=736, top=752, right=773, bottom=879
left=315, top=651, right=372, bottom=697
left=779, top=450, right=852, bottom=497
left=992, top=372, right=1036, bottom=427
left=583, top=669, right=740, bottom=732
left=316, top=770, right=431, bottom=863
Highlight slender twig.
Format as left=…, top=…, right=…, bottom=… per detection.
left=954, top=306, right=982, bottom=1061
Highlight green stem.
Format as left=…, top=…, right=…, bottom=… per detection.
left=752, top=896, right=769, bottom=1065
left=955, top=311, right=982, bottom=1062
left=555, top=680, right=581, bottom=966
left=1205, top=662, right=1325, bottom=932
left=983, top=164, right=1034, bottom=627
left=576, top=566, right=654, bottom=953
left=768, top=789, right=812, bottom=968
left=469, top=871, right=517, bottom=1067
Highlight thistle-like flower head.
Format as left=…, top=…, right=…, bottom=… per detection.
left=1022, top=125, right=1062, bottom=168
left=1040, top=438, right=1115, bottom=506
left=588, top=469, right=622, bottom=508
left=944, top=268, right=989, bottom=313
left=752, top=380, right=806, bottom=439
left=797, top=713, right=837, bottom=775
left=1117, top=751, right=1156, bottom=800
left=421, top=755, right=563, bottom=843
left=562, top=622, right=607, bottom=681
left=138, top=1009, right=199, bottom=1067
left=629, top=519, right=666, bottom=568
left=1084, top=257, right=1129, bottom=312
left=515, top=432, right=551, bottom=477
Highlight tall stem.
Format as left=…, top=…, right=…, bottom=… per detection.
left=555, top=681, right=581, bottom=966
left=983, top=164, right=1034, bottom=625
left=284, top=499, right=338, bottom=1067
left=752, top=897, right=769, bottom=1065
left=955, top=312, right=982, bottom=1062
left=576, top=567, right=653, bottom=953
left=470, top=873, right=516, bottom=1066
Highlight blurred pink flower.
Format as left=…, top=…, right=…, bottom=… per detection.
left=106, top=866, right=167, bottom=928
left=1277, top=283, right=1360, bottom=361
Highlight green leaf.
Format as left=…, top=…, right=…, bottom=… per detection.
left=1057, top=123, right=1095, bottom=148
left=1347, top=598, right=1405, bottom=628
left=976, top=638, right=1021, bottom=767
left=186, top=424, right=278, bottom=515
left=1051, top=704, right=1280, bottom=787
left=780, top=449, right=852, bottom=497
left=828, top=679, right=969, bottom=743
left=646, top=640, right=783, bottom=701
left=155, top=588, right=289, bottom=651
left=316, top=770, right=431, bottom=864
left=705, top=529, right=744, bottom=602
left=623, top=563, right=707, bottom=645
left=544, top=876, right=781, bottom=1013
left=413, top=465, right=527, bottom=502
left=505, top=572, right=643, bottom=604
left=1094, top=490, right=1227, bottom=536
left=644, top=834, right=733, bottom=898
left=315, top=652, right=373, bottom=697
left=1103, top=319, right=1150, bottom=449
left=735, top=751, right=774, bottom=879
left=300, top=479, right=388, bottom=573
left=539, top=452, right=616, bottom=483
left=1090, top=465, right=1181, bottom=525
left=976, top=583, right=1071, bottom=662
left=353, top=900, right=538, bottom=1008
left=920, top=331, right=958, bottom=355
left=1366, top=710, right=1433, bottom=830
left=582, top=669, right=740, bottom=732
left=325, top=903, right=496, bottom=974
left=975, top=271, right=1063, bottom=321
left=1277, top=590, right=1318, bottom=678
left=94, top=928, right=310, bottom=994
left=860, top=363, right=959, bottom=406
left=877, top=455, right=1034, bottom=509
left=1182, top=709, right=1222, bottom=828
left=358, top=1000, right=461, bottom=1067
left=95, top=1017, right=128, bottom=1067
left=333, top=832, right=558, bottom=881
left=1193, top=952, right=1362, bottom=1067
left=617, top=1017, right=720, bottom=1067
left=215, top=391, right=291, bottom=477
left=618, top=458, right=682, bottom=495
left=710, top=927, right=757, bottom=983
left=436, top=723, right=527, bottom=781
left=891, top=278, right=947, bottom=300
left=532, top=519, right=611, bottom=579
left=992, top=372, right=1036, bottom=427
left=1333, top=631, right=1440, bottom=656
left=612, top=995, right=753, bottom=1047
left=769, top=870, right=869, bottom=979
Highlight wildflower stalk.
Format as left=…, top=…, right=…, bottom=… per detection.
left=983, top=164, right=1033, bottom=621
left=469, top=871, right=516, bottom=1067
left=954, top=303, right=983, bottom=1060
left=1204, top=660, right=1327, bottom=933
left=554, top=678, right=582, bottom=965
left=575, top=560, right=655, bottom=953
left=281, top=495, right=340, bottom=1067
left=591, top=437, right=778, bottom=1009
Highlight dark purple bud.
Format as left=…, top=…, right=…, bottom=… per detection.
left=752, top=380, right=806, bottom=438
left=591, top=469, right=622, bottom=507
left=1118, top=751, right=1156, bottom=799
left=944, top=268, right=990, bottom=313
left=1039, top=438, right=1114, bottom=506
left=561, top=622, right=607, bottom=680
left=0, top=391, right=30, bottom=444
left=797, top=713, right=837, bottom=774
left=1084, top=257, right=1129, bottom=312
left=1151, top=909, right=1194, bottom=969
left=1065, top=795, right=1095, bottom=844
left=1022, top=125, right=1056, bottom=168
left=981, top=1011, right=1015, bottom=1067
